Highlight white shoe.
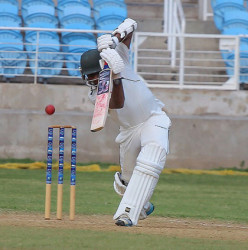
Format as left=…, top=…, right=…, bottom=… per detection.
left=139, top=202, right=155, bottom=220
left=115, top=215, right=133, bottom=227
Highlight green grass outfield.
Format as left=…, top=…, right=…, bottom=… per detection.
left=1, top=163, right=248, bottom=249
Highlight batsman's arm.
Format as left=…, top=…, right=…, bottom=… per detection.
left=107, top=32, right=133, bottom=109
left=107, top=31, right=134, bottom=109
left=109, top=78, right=125, bottom=109
left=114, top=32, right=133, bottom=49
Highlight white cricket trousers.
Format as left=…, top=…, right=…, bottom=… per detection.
left=115, top=113, right=171, bottom=183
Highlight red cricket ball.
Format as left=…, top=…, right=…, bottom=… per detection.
left=45, top=104, right=55, bottom=115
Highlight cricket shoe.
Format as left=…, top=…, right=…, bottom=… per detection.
left=139, top=202, right=155, bottom=220
left=115, top=215, right=133, bottom=227
left=146, top=202, right=155, bottom=216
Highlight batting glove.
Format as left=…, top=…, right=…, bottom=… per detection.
left=112, top=18, right=137, bottom=39
left=97, top=34, right=119, bottom=52
left=100, top=48, right=124, bottom=74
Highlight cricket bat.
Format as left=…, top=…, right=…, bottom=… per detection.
left=90, top=62, right=113, bottom=132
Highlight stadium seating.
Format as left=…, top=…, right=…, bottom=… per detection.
left=57, top=0, right=96, bottom=76
left=222, top=10, right=248, bottom=31
left=221, top=43, right=248, bottom=83
left=22, top=9, right=62, bottom=79
left=24, top=13, right=58, bottom=29
left=25, top=32, right=63, bottom=78
left=95, top=15, right=125, bottom=33
left=212, top=0, right=245, bottom=30
left=21, top=0, right=54, bottom=3
left=0, top=30, right=26, bottom=78
left=211, top=0, right=248, bottom=83
left=222, top=27, right=248, bottom=43
left=57, top=0, right=90, bottom=3
left=0, top=1, right=26, bottom=79
left=0, top=0, right=19, bottom=15
left=21, top=0, right=55, bottom=20
left=25, top=31, right=60, bottom=51
left=239, top=43, right=248, bottom=82
left=28, top=48, right=64, bottom=78
left=57, top=0, right=91, bottom=21
left=93, top=0, right=125, bottom=5
left=0, top=12, right=22, bottom=28
left=93, top=1, right=127, bottom=22
left=94, top=6, right=127, bottom=22
left=64, top=38, right=96, bottom=76
left=60, top=16, right=96, bottom=77
left=92, top=0, right=127, bottom=36
left=60, top=14, right=95, bottom=42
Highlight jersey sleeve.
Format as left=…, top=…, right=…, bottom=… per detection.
left=115, top=43, right=130, bottom=65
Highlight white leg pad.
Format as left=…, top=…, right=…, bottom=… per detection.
left=113, top=143, right=166, bottom=225
left=113, top=172, right=152, bottom=220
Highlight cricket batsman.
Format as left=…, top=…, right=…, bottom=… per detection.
left=80, top=18, right=171, bottom=226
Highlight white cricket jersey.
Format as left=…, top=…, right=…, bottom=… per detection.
left=88, top=43, right=165, bottom=129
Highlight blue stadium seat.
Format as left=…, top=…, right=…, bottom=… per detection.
left=213, top=0, right=245, bottom=30
left=211, top=0, right=217, bottom=8
left=94, top=6, right=127, bottom=22
left=214, top=0, right=244, bottom=8
left=0, top=0, right=19, bottom=15
left=222, top=27, right=248, bottom=35
left=0, top=13, right=22, bottom=28
left=0, top=48, right=27, bottom=78
left=65, top=37, right=96, bottom=52
left=221, top=43, right=248, bottom=83
left=62, top=32, right=95, bottom=47
left=0, top=30, right=23, bottom=51
left=0, top=31, right=26, bottom=78
left=57, top=0, right=91, bottom=21
left=211, top=0, right=244, bottom=8
left=64, top=39, right=96, bottom=76
left=60, top=14, right=95, bottom=43
left=21, top=0, right=54, bottom=4
left=25, top=31, right=60, bottom=51
left=93, top=1, right=127, bottom=10
left=24, top=13, right=58, bottom=29
left=96, top=15, right=125, bottom=34
left=28, top=47, right=64, bottom=78
left=25, top=35, right=63, bottom=78
left=93, top=0, right=125, bottom=5
left=58, top=0, right=90, bottom=4
left=93, top=1, right=127, bottom=13
left=240, top=43, right=248, bottom=83
left=222, top=27, right=248, bottom=43
left=60, top=14, right=94, bottom=30
left=222, top=10, right=248, bottom=31
left=93, top=1, right=127, bottom=25
left=21, top=0, right=55, bottom=20
left=22, top=12, right=62, bottom=79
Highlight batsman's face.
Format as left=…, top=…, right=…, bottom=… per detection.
left=87, top=72, right=99, bottom=86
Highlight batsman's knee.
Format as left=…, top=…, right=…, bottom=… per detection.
left=136, top=143, right=167, bottom=177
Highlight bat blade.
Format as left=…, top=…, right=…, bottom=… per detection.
left=90, top=65, right=112, bottom=132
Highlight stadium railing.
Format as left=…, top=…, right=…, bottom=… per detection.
left=0, top=26, right=247, bottom=90
left=0, top=26, right=101, bottom=84
left=133, top=32, right=247, bottom=90
left=202, top=0, right=214, bottom=21
left=163, top=0, right=185, bottom=68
